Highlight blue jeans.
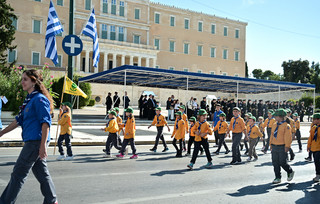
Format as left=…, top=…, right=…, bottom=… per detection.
left=232, top=133, right=242, bottom=162
left=0, top=141, right=57, bottom=204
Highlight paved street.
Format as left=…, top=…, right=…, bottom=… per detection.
left=0, top=143, right=319, bottom=204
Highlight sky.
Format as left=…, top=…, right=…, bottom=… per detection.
left=152, top=0, right=320, bottom=76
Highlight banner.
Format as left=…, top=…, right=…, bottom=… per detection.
left=63, top=76, right=88, bottom=98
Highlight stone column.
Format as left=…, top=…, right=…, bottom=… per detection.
left=137, top=56, right=141, bottom=66
left=121, top=55, right=125, bottom=66
left=104, top=53, right=108, bottom=71
left=85, top=51, right=90, bottom=73
left=152, top=57, right=156, bottom=68
left=112, top=53, right=117, bottom=68
left=129, top=56, right=134, bottom=65
left=76, top=53, right=81, bottom=72
left=145, top=57, right=149, bottom=67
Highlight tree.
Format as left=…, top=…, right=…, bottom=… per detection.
left=310, top=61, right=320, bottom=93
left=0, top=0, right=17, bottom=74
left=252, top=69, right=263, bottom=79
left=245, top=62, right=249, bottom=78
left=282, top=59, right=313, bottom=83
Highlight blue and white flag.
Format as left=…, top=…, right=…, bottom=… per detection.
left=45, top=0, right=63, bottom=65
left=81, top=8, right=100, bottom=68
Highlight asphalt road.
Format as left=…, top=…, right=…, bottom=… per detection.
left=0, top=142, right=319, bottom=204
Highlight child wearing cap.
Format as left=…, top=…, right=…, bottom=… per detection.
left=227, top=107, right=247, bottom=165
left=213, top=112, right=230, bottom=155
left=285, top=109, right=296, bottom=161
left=102, top=110, right=121, bottom=158
left=269, top=109, right=294, bottom=184
left=258, top=116, right=265, bottom=150
left=116, top=107, right=138, bottom=159
left=305, top=121, right=315, bottom=162
left=263, top=110, right=276, bottom=154
left=292, top=113, right=302, bottom=152
left=187, top=109, right=213, bottom=170
left=171, top=111, right=186, bottom=157
left=179, top=105, right=189, bottom=152
left=148, top=107, right=170, bottom=152
left=246, top=116, right=263, bottom=162
left=186, top=116, right=203, bottom=156
left=113, top=107, right=123, bottom=146
left=56, top=102, right=73, bottom=161
left=307, top=113, right=320, bottom=182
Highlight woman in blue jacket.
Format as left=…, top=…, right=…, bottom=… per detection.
left=0, top=70, right=57, bottom=204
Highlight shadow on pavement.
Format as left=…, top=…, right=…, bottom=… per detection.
left=150, top=169, right=193, bottom=176
left=254, top=161, right=272, bottom=167
left=290, top=161, right=313, bottom=166
left=294, top=182, right=320, bottom=204
left=227, top=183, right=287, bottom=197
left=0, top=162, right=16, bottom=166
left=136, top=155, right=179, bottom=162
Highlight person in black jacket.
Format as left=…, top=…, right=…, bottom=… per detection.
left=201, top=97, right=207, bottom=110
left=123, top=91, right=130, bottom=109
left=113, top=92, right=121, bottom=108
left=147, top=94, right=156, bottom=120
left=142, top=95, right=148, bottom=119
left=258, top=99, right=264, bottom=117
left=138, top=95, right=144, bottom=118
left=105, top=92, right=112, bottom=115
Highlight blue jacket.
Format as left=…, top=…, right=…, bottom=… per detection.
left=15, top=93, right=51, bottom=142
left=213, top=110, right=223, bottom=128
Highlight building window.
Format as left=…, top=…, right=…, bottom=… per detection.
left=170, top=16, right=175, bottom=27
left=102, top=0, right=108, bottom=13
left=8, top=49, right=16, bottom=63
left=169, top=67, right=174, bottom=70
left=235, top=29, right=240, bottom=38
left=56, top=55, right=62, bottom=67
left=155, top=65, right=159, bottom=68
left=154, top=39, right=160, bottom=50
left=197, top=70, right=202, bottom=73
left=198, top=21, right=203, bottom=32
left=224, top=26, right=228, bottom=36
left=235, top=51, right=240, bottom=61
left=210, top=71, right=215, bottom=75
left=169, top=41, right=175, bottom=52
left=134, top=8, right=140, bottom=20
left=211, top=24, right=216, bottom=34
left=222, top=72, right=227, bottom=76
left=183, top=68, right=189, bottom=72
left=57, top=0, right=63, bottom=6
left=210, top=47, right=216, bottom=58
left=111, top=0, right=117, bottom=15
left=118, top=27, right=124, bottom=41
left=110, top=25, right=116, bottom=40
left=133, top=35, right=140, bottom=44
left=184, top=19, right=189, bottom=29
left=85, top=0, right=91, bottom=10
left=223, top=49, right=228, bottom=59
left=32, top=52, right=40, bottom=65
left=34, top=0, right=41, bottom=2
left=155, top=13, right=160, bottom=24
left=101, top=24, right=107, bottom=39
left=10, top=17, right=17, bottom=30
left=119, top=1, right=125, bottom=16
left=197, top=45, right=203, bottom=56
left=234, top=74, right=239, bottom=77
left=33, top=19, right=41, bottom=33
left=183, top=43, right=189, bottom=54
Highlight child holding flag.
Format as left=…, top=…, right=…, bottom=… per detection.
left=307, top=113, right=320, bottom=182
left=171, top=111, right=186, bottom=157
left=102, top=110, right=121, bottom=158
left=213, top=112, right=230, bottom=155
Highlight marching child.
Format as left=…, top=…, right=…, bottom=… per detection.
left=186, top=116, right=203, bottom=156
left=269, top=109, right=294, bottom=184
left=102, top=110, right=121, bottom=158
left=307, top=113, right=320, bottom=182
left=179, top=105, right=189, bottom=151
left=148, top=107, right=170, bottom=152
left=213, top=112, right=230, bottom=155
left=246, top=116, right=263, bottom=162
left=305, top=121, right=315, bottom=162
left=113, top=107, right=123, bottom=146
left=292, top=113, right=302, bottom=152
left=56, top=102, right=73, bottom=161
left=171, top=111, right=186, bottom=157
left=285, top=109, right=296, bottom=161
left=263, top=110, right=276, bottom=154
left=187, top=109, right=213, bottom=170
left=116, top=107, right=138, bottom=159
left=258, top=116, right=266, bottom=149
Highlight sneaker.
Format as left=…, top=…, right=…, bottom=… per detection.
left=244, top=151, right=249, bottom=156
left=225, top=150, right=230, bottom=154
left=130, top=154, right=138, bottom=159
left=247, top=157, right=252, bottom=162
left=305, top=157, right=312, bottom=162
left=263, top=151, right=267, bottom=154
left=313, top=175, right=320, bottom=182
left=103, top=154, right=112, bottom=158
left=290, top=154, right=295, bottom=161
left=261, top=146, right=265, bottom=151
left=162, top=147, right=169, bottom=152
left=116, top=153, right=124, bottom=158
left=253, top=157, right=258, bottom=162
left=65, top=156, right=74, bottom=161
left=298, top=149, right=302, bottom=153
left=230, top=161, right=236, bottom=165
left=124, top=148, right=129, bottom=156
left=185, top=153, right=190, bottom=156
left=102, top=149, right=106, bottom=153
left=56, top=155, right=65, bottom=161
left=204, top=162, right=213, bottom=169
left=213, top=151, right=219, bottom=155
left=272, top=178, right=281, bottom=184
left=187, top=163, right=194, bottom=170
left=150, top=148, right=156, bottom=152
left=287, top=171, right=295, bottom=181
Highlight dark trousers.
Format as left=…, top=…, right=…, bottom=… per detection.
left=300, top=114, right=304, bottom=122
left=182, top=140, right=186, bottom=150
left=120, top=138, right=136, bottom=155
left=313, top=151, right=320, bottom=175
left=153, top=126, right=167, bottom=149
left=296, top=129, right=302, bottom=150
left=139, top=107, right=143, bottom=118
left=264, top=127, right=272, bottom=151
left=147, top=108, right=154, bottom=120
left=248, top=137, right=258, bottom=159
left=271, top=145, right=293, bottom=179
left=57, top=134, right=73, bottom=156
left=117, top=133, right=122, bottom=146
left=214, top=130, right=219, bottom=145
left=172, top=138, right=183, bottom=154
left=105, top=133, right=122, bottom=155
left=0, top=141, right=57, bottom=204
left=232, top=133, right=242, bottom=162
left=187, top=136, right=203, bottom=154
left=191, top=138, right=212, bottom=164
left=216, top=133, right=229, bottom=152
left=244, top=140, right=249, bottom=152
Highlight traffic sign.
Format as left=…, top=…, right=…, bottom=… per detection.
left=62, top=35, right=83, bottom=56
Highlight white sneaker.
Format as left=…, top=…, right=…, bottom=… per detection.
left=247, top=157, right=252, bottom=162
left=56, top=155, right=65, bottom=161
left=103, top=154, right=112, bottom=158
left=252, top=157, right=258, bottom=162
left=65, top=156, right=74, bottom=161
left=313, top=175, right=320, bottom=182
left=287, top=171, right=295, bottom=181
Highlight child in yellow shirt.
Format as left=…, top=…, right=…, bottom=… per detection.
left=186, top=116, right=203, bottom=156
left=307, top=113, right=320, bottom=182
left=171, top=111, right=186, bottom=157
left=292, top=113, right=302, bottom=152
left=213, top=112, right=230, bottom=155
left=56, top=102, right=73, bottom=161
left=246, top=116, right=263, bottom=162
left=116, top=107, right=138, bottom=159
left=258, top=116, right=265, bottom=150
left=102, top=110, right=120, bottom=158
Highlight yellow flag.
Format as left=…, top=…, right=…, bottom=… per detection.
left=63, top=76, right=88, bottom=98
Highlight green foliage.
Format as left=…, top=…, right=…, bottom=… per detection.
left=310, top=62, right=320, bottom=93
left=299, top=96, right=313, bottom=107
left=252, top=69, right=263, bottom=79
left=51, top=74, right=92, bottom=109
left=0, top=0, right=17, bottom=73
left=282, top=59, right=313, bottom=83
left=287, top=99, right=297, bottom=104
left=245, top=62, right=249, bottom=78
left=316, top=96, right=320, bottom=109
left=252, top=69, right=281, bottom=81
left=88, top=99, right=95, bottom=106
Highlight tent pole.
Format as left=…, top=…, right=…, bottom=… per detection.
left=278, top=85, right=281, bottom=108
left=236, top=81, right=239, bottom=104
left=123, top=70, right=126, bottom=120
left=314, top=88, right=316, bottom=114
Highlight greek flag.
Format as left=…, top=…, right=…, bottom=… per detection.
left=45, top=0, right=63, bottom=65
left=81, top=8, right=100, bottom=68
